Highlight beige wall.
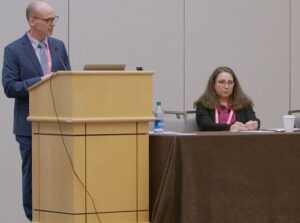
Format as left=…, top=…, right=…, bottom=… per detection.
left=292, top=0, right=300, bottom=109
left=0, top=0, right=299, bottom=222
left=0, top=2, right=34, bottom=222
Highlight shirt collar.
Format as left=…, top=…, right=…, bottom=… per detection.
left=219, top=103, right=232, bottom=111
left=27, top=32, right=49, bottom=49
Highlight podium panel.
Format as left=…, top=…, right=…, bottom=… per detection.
left=29, top=71, right=153, bottom=223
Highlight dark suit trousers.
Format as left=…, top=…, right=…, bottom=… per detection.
left=16, top=135, right=32, bottom=221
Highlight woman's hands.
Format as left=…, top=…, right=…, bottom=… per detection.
left=230, top=120, right=258, bottom=132
left=245, top=120, right=259, bottom=130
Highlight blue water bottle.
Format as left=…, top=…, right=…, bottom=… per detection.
left=154, top=101, right=164, bottom=133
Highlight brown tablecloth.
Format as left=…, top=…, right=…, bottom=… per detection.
left=149, top=132, right=300, bottom=223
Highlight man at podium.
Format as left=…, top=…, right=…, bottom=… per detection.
left=1, top=0, right=71, bottom=221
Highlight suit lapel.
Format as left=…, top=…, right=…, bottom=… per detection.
left=21, top=34, right=43, bottom=76
left=49, top=38, right=60, bottom=72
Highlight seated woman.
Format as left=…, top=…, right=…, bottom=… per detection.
left=193, top=66, right=260, bottom=131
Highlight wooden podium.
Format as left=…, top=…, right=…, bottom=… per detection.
left=28, top=71, right=154, bottom=223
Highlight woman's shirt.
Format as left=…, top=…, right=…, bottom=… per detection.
left=216, top=105, right=236, bottom=124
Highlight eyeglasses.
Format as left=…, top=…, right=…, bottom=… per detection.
left=32, top=15, right=59, bottom=24
left=216, top=79, right=234, bottom=86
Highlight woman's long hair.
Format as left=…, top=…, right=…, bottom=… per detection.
left=193, top=66, right=253, bottom=111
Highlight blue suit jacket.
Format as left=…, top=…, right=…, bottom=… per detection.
left=2, top=33, right=71, bottom=136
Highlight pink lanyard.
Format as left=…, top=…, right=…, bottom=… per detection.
left=215, top=108, right=234, bottom=124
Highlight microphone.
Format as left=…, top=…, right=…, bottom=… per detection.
left=54, top=47, right=67, bottom=71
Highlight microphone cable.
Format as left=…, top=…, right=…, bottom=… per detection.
left=48, top=74, right=102, bottom=223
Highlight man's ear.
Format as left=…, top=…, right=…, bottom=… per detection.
left=28, top=17, right=35, bottom=26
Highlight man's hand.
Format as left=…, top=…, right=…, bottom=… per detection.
left=41, top=72, right=53, bottom=80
